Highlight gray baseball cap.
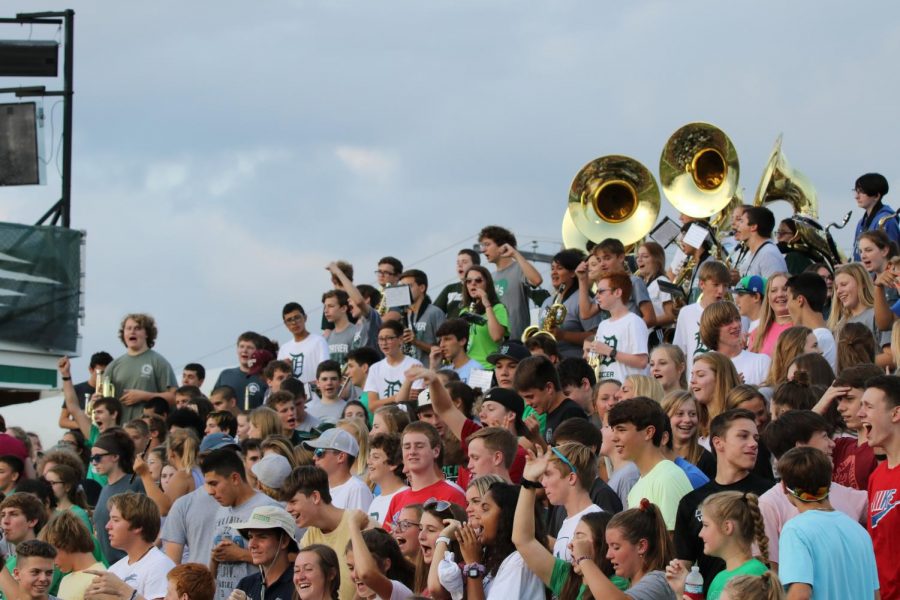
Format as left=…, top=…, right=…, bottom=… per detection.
left=302, top=427, right=359, bottom=457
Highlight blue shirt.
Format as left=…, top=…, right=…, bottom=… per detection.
left=674, top=456, right=710, bottom=489
left=779, top=509, right=879, bottom=599
left=854, top=202, right=900, bottom=261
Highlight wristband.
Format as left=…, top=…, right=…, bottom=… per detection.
left=575, top=556, right=591, bottom=564
left=61, top=376, right=71, bottom=381
left=435, top=536, right=452, bottom=547
left=520, top=478, right=542, bottom=490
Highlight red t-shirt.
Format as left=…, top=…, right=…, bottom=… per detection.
left=455, top=418, right=526, bottom=490
left=868, top=460, right=900, bottom=600
left=833, top=437, right=878, bottom=491
left=383, top=480, right=467, bottom=529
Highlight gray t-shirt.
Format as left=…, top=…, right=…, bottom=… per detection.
left=93, top=474, right=145, bottom=565
left=160, top=485, right=221, bottom=566
left=212, top=491, right=281, bottom=600
left=608, top=461, right=640, bottom=509
left=625, top=570, right=676, bottom=599
left=494, top=260, right=530, bottom=341
left=407, top=303, right=446, bottom=363
left=351, top=310, right=383, bottom=357
left=742, top=240, right=788, bottom=280
left=541, top=290, right=602, bottom=358
left=213, top=368, right=267, bottom=410
left=105, top=349, right=177, bottom=422
left=327, top=324, right=357, bottom=366
left=304, top=397, right=347, bottom=425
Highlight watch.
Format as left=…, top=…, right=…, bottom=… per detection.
left=608, top=347, right=618, bottom=360
left=464, top=562, right=486, bottom=579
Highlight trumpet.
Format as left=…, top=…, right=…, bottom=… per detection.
left=461, top=301, right=487, bottom=326
left=522, top=284, right=567, bottom=342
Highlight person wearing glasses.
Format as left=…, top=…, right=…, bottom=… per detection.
left=276, top=302, right=330, bottom=391
left=590, top=272, right=649, bottom=384
left=363, top=321, right=425, bottom=411
left=459, top=265, right=510, bottom=368
left=303, top=429, right=373, bottom=513
left=90, top=429, right=144, bottom=565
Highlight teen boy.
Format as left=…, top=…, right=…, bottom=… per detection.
left=699, top=301, right=770, bottom=386
left=322, top=289, right=356, bottom=366
left=212, top=332, right=267, bottom=410
left=232, top=506, right=298, bottom=600
left=106, top=492, right=175, bottom=600
left=590, top=272, right=649, bottom=383
left=514, top=355, right=587, bottom=444
left=304, top=428, right=373, bottom=512
left=304, top=361, right=346, bottom=425
left=398, top=269, right=446, bottom=364
left=276, top=302, right=330, bottom=388
left=430, top=318, right=481, bottom=383
left=364, top=320, right=424, bottom=410
left=786, top=272, right=838, bottom=371
left=672, top=260, right=730, bottom=373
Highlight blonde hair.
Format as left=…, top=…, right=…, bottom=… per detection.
left=661, top=390, right=704, bottom=465
left=725, top=384, right=765, bottom=411
left=248, top=406, right=282, bottom=441
left=624, top=374, right=664, bottom=403
left=723, top=572, right=785, bottom=600
left=828, top=263, right=877, bottom=332
left=547, top=442, right=597, bottom=492
left=693, top=352, right=741, bottom=436
left=337, top=417, right=370, bottom=477
left=750, top=273, right=789, bottom=353
left=701, top=491, right=770, bottom=566
left=651, top=344, right=688, bottom=391
left=260, top=435, right=300, bottom=470
left=763, top=326, right=812, bottom=387
left=166, top=427, right=199, bottom=472
left=467, top=473, right=504, bottom=496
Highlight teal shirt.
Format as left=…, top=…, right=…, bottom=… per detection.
left=708, top=558, right=768, bottom=600
left=549, top=557, right=629, bottom=599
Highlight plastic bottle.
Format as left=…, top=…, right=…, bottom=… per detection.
left=684, top=565, right=704, bottom=600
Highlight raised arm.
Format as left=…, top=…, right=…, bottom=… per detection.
left=406, top=366, right=467, bottom=441
left=506, top=244, right=543, bottom=287
left=328, top=262, right=370, bottom=317
left=348, top=509, right=395, bottom=600
left=511, top=449, right=555, bottom=585
left=58, top=357, right=92, bottom=438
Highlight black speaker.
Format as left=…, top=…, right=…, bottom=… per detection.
left=0, top=102, right=40, bottom=186
left=0, top=40, right=58, bottom=77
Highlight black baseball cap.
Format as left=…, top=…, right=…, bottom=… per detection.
left=486, top=341, right=530, bottom=365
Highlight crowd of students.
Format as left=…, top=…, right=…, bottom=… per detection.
left=2, top=184, right=900, bottom=600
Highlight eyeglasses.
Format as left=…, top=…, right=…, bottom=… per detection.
left=374, top=270, right=396, bottom=277
left=90, top=452, right=110, bottom=464
left=550, top=447, right=577, bottom=474
left=43, top=479, right=63, bottom=486
left=423, top=499, right=452, bottom=512
left=377, top=336, right=398, bottom=343
left=393, top=519, right=421, bottom=532
left=465, top=277, right=484, bottom=284
left=284, top=315, right=305, bottom=324
left=313, top=448, right=334, bottom=458
left=595, top=288, right=612, bottom=295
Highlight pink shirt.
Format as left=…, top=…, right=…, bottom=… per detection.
left=758, top=481, right=868, bottom=564
left=748, top=320, right=793, bottom=356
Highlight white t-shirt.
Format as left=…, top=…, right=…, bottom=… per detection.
left=595, top=312, right=649, bottom=382
left=379, top=580, right=415, bottom=600
left=813, top=327, right=837, bottom=371
left=277, top=334, right=330, bottom=383
left=364, top=355, right=424, bottom=398
left=330, top=475, right=374, bottom=512
left=483, top=551, right=545, bottom=599
left=108, top=547, right=175, bottom=600
left=673, top=302, right=708, bottom=374
left=730, top=349, right=771, bottom=386
left=646, top=277, right=672, bottom=318
left=368, top=486, right=408, bottom=524
left=553, top=504, right=602, bottom=560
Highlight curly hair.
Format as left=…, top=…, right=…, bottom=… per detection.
left=118, top=313, right=158, bottom=348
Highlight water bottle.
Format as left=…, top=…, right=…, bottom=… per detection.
left=684, top=565, right=704, bottom=600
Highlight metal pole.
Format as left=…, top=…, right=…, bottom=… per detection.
left=60, top=9, right=74, bottom=228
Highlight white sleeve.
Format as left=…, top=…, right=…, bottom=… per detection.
left=485, top=553, right=545, bottom=600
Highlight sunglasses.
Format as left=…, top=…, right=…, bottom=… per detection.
left=423, top=498, right=452, bottom=511
left=90, top=452, right=110, bottom=464
left=465, top=278, right=484, bottom=284
left=313, top=448, right=335, bottom=458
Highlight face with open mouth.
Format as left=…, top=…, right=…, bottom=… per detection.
left=649, top=348, right=684, bottom=391
left=857, top=236, right=889, bottom=274
left=122, top=318, right=148, bottom=353
left=690, top=361, right=716, bottom=406
left=669, top=399, right=699, bottom=445
left=766, top=275, right=789, bottom=316
left=418, top=512, right=445, bottom=564
left=391, top=507, right=422, bottom=558
left=293, top=551, right=330, bottom=600
left=858, top=386, right=899, bottom=449
left=604, top=526, right=643, bottom=580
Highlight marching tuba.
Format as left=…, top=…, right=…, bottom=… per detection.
left=565, top=155, right=661, bottom=248
left=522, top=284, right=567, bottom=342
left=754, top=135, right=843, bottom=270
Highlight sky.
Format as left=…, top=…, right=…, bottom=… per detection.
left=1, top=1, right=899, bottom=381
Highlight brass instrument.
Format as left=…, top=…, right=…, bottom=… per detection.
left=878, top=208, right=900, bottom=231
left=561, top=210, right=591, bottom=251
left=566, top=156, right=661, bottom=247
left=754, top=135, right=842, bottom=270
left=522, top=284, right=567, bottom=342
left=660, top=123, right=739, bottom=219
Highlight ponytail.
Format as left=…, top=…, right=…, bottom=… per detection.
left=701, top=491, right=771, bottom=566
left=607, top=498, right=673, bottom=573
left=167, top=427, right=200, bottom=471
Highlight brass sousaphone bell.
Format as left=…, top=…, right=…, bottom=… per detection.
left=660, top=122, right=739, bottom=219
left=566, top=155, right=661, bottom=248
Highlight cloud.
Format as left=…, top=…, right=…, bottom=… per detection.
left=334, top=145, right=398, bottom=183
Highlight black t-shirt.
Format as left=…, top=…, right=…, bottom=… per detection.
left=547, top=476, right=623, bottom=537
left=700, top=444, right=774, bottom=481
left=674, top=472, right=774, bottom=593
left=237, top=565, right=295, bottom=600
left=62, top=381, right=95, bottom=409
left=544, top=398, right=587, bottom=444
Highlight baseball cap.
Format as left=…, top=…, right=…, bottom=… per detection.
left=251, top=454, right=292, bottom=489
left=734, top=275, right=765, bottom=296
left=232, top=505, right=299, bottom=552
left=302, top=428, right=359, bottom=457
left=486, top=341, right=530, bottom=365
left=0, top=434, right=28, bottom=461
left=416, top=388, right=432, bottom=411
left=482, top=387, right=525, bottom=419
left=200, top=432, right=240, bottom=453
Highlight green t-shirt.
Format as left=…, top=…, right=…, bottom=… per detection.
left=104, top=348, right=177, bottom=421
left=707, top=558, right=768, bottom=600
left=548, top=557, right=629, bottom=599
left=85, top=424, right=109, bottom=487
left=522, top=405, right=547, bottom=437
left=461, top=303, right=510, bottom=368
left=4, top=554, right=64, bottom=598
